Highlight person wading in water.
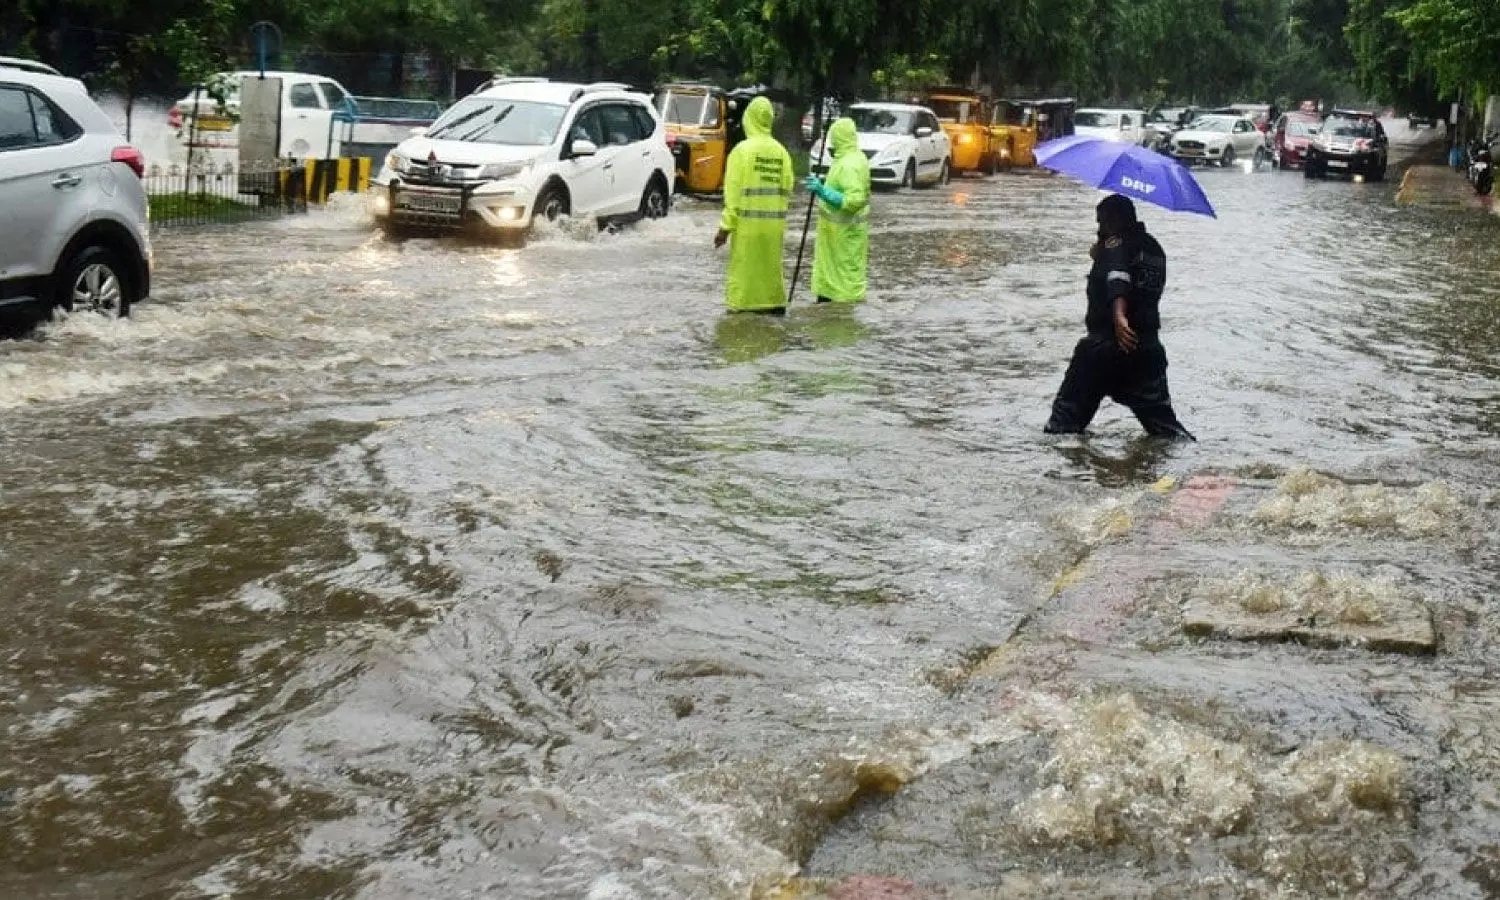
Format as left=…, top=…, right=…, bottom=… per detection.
left=1044, top=193, right=1195, bottom=440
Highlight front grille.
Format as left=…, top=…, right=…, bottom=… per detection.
left=402, top=161, right=485, bottom=187
left=1177, top=140, right=1204, bottom=151
left=871, top=167, right=897, bottom=180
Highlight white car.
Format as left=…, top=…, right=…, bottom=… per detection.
left=171, top=70, right=354, bottom=160
left=1075, top=108, right=1150, bottom=145
left=0, top=59, right=150, bottom=318
left=373, top=79, right=675, bottom=235
left=813, top=102, right=951, bottom=188
left=1169, top=115, right=1267, bottom=167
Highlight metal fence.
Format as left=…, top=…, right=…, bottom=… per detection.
left=145, top=160, right=307, bottom=227
left=145, top=158, right=373, bottom=227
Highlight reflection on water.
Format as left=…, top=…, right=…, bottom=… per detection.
left=2, top=125, right=1500, bottom=897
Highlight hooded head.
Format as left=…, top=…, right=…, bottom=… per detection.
left=743, top=96, right=774, bottom=139
left=827, top=117, right=857, bottom=157
left=1096, top=193, right=1138, bottom=238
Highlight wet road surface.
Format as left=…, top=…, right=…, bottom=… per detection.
left=4, top=124, right=1500, bottom=898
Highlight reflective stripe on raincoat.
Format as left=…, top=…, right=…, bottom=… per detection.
left=720, top=96, right=794, bottom=311
left=812, top=118, right=871, bottom=303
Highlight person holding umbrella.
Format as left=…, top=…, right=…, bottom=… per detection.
left=1028, top=135, right=1210, bottom=439
left=803, top=117, right=872, bottom=304
left=1044, top=194, right=1194, bottom=439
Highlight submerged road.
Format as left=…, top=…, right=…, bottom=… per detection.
left=3, top=123, right=1500, bottom=897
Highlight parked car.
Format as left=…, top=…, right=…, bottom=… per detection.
left=1304, top=114, right=1388, bottom=181
left=1074, top=108, right=1150, bottom=145
left=814, top=102, right=952, bottom=189
left=172, top=70, right=356, bottom=160
left=0, top=58, right=149, bottom=319
left=1271, top=112, right=1321, bottom=169
left=372, top=79, right=675, bottom=236
left=1407, top=112, right=1438, bottom=129
left=1169, top=114, right=1267, bottom=167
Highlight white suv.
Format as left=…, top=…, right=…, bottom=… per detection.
left=0, top=59, right=150, bottom=318
left=372, top=79, right=675, bottom=235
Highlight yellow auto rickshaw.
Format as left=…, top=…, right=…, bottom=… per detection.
left=923, top=87, right=995, bottom=175
left=653, top=83, right=767, bottom=195
left=990, top=98, right=1075, bottom=168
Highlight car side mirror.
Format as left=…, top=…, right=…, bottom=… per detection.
left=409, top=126, right=428, bottom=137
left=570, top=139, right=598, bottom=158
left=916, top=126, right=933, bottom=137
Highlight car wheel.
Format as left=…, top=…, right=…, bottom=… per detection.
left=56, top=246, right=132, bottom=318
left=535, top=183, right=570, bottom=222
left=902, top=159, right=916, bottom=189
left=986, top=151, right=999, bottom=176
left=1304, top=164, right=1321, bottom=179
left=1220, top=146, right=1236, bottom=168
left=1253, top=147, right=1266, bottom=170
left=937, top=159, right=951, bottom=186
left=639, top=176, right=670, bottom=220
left=1372, top=159, right=1388, bottom=183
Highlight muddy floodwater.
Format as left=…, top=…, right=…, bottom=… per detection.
left=4, top=125, right=1500, bottom=899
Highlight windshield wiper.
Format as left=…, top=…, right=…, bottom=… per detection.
left=456, top=105, right=515, bottom=143
left=428, top=106, right=487, bottom=139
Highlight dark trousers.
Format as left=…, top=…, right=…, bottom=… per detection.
left=1045, top=335, right=1195, bottom=439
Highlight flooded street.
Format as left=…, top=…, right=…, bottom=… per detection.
left=4, top=124, right=1500, bottom=898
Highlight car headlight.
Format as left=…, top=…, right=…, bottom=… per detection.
left=478, top=162, right=527, bottom=181
left=875, top=147, right=904, bottom=162
left=385, top=152, right=410, bottom=175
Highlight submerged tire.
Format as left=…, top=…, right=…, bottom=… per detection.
left=640, top=177, right=670, bottom=220
left=535, top=184, right=570, bottom=222
left=902, top=160, right=916, bottom=189
left=1220, top=146, right=1237, bottom=168
left=56, top=245, right=132, bottom=318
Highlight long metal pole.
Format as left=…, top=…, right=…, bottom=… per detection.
left=788, top=105, right=829, bottom=306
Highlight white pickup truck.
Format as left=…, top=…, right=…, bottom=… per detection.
left=170, top=71, right=441, bottom=162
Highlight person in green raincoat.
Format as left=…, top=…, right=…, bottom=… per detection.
left=714, top=96, right=795, bottom=314
left=804, top=117, right=871, bottom=303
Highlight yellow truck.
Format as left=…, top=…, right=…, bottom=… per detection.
left=924, top=88, right=996, bottom=175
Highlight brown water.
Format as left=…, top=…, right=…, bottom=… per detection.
left=3, top=125, right=1500, bottom=899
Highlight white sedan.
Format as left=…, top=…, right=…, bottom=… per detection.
left=1169, top=115, right=1267, bottom=167
left=811, top=102, right=952, bottom=189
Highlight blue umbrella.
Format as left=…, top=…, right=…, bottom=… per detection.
left=1035, top=136, right=1217, bottom=218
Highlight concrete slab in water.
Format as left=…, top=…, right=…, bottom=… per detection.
left=1183, top=596, right=1435, bottom=655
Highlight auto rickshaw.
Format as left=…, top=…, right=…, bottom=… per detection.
left=990, top=98, right=1075, bottom=168
left=923, top=87, right=995, bottom=174
left=653, top=83, right=765, bottom=195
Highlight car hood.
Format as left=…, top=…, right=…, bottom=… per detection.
left=393, top=138, right=546, bottom=166
left=1173, top=128, right=1231, bottom=143
left=856, top=133, right=911, bottom=155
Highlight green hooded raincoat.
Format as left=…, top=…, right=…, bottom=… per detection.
left=720, top=97, right=794, bottom=311
left=812, top=118, right=871, bottom=303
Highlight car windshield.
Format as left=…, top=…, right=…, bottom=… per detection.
left=849, top=107, right=914, bottom=135
left=1187, top=117, right=1234, bottom=133
left=1075, top=111, right=1118, bottom=128
left=1324, top=119, right=1374, bottom=138
left=928, top=98, right=976, bottom=123
left=1287, top=121, right=1316, bottom=137
left=656, top=91, right=716, bottom=127
left=425, top=98, right=567, bottom=146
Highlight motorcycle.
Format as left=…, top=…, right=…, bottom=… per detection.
left=1466, top=134, right=1496, bottom=195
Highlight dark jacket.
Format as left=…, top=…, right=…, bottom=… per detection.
left=1085, top=222, right=1167, bottom=338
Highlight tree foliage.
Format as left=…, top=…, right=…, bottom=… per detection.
left=0, top=0, right=1455, bottom=111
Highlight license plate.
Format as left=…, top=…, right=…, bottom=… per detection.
left=1178, top=149, right=1202, bottom=156
left=1328, top=160, right=1348, bottom=168
left=196, top=116, right=233, bottom=132
left=397, top=191, right=462, bottom=214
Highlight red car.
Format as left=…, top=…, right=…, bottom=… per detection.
left=1271, top=113, right=1321, bottom=169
